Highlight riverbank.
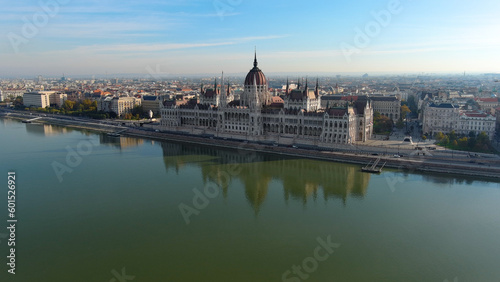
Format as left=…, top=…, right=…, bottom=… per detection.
left=2, top=110, right=500, bottom=180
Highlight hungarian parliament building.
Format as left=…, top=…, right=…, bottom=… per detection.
left=160, top=53, right=374, bottom=146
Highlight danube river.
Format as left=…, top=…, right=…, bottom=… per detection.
left=1, top=118, right=500, bottom=282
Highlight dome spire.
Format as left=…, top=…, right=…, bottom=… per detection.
left=253, top=47, right=258, bottom=68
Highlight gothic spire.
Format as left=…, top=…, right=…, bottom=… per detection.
left=315, top=77, right=319, bottom=96
left=221, top=71, right=224, bottom=96
left=253, top=48, right=258, bottom=68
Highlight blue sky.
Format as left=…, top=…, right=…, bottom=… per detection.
left=1, top=0, right=500, bottom=77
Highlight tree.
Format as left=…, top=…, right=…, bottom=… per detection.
left=458, top=137, right=468, bottom=148
left=13, top=96, right=23, bottom=108
left=62, top=100, right=75, bottom=111
left=131, top=105, right=145, bottom=118
left=441, top=136, right=450, bottom=146
left=401, top=105, right=411, bottom=119
left=396, top=119, right=405, bottom=129
left=373, top=111, right=393, bottom=134
left=81, top=99, right=92, bottom=109
left=407, top=95, right=418, bottom=115
left=449, top=130, right=457, bottom=142
left=435, top=132, right=445, bottom=142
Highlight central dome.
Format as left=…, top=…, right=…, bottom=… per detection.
left=244, top=53, right=267, bottom=86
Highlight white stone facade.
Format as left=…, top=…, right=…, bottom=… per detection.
left=160, top=55, right=373, bottom=145
left=423, top=102, right=497, bottom=139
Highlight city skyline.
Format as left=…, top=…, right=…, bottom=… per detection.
left=2, top=0, right=500, bottom=77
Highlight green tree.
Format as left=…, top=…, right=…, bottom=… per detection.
left=63, top=100, right=75, bottom=111
left=13, top=96, right=23, bottom=108
left=449, top=130, right=457, bottom=142
left=131, top=105, right=145, bottom=118
left=458, top=137, right=468, bottom=148
left=435, top=132, right=445, bottom=142
left=396, top=119, right=405, bottom=129
left=407, top=95, right=418, bottom=114
left=401, top=105, right=411, bottom=119
left=373, top=112, right=393, bottom=134
left=441, top=136, right=449, bottom=146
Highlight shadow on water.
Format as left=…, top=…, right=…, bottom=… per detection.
left=384, top=166, right=500, bottom=186
left=160, top=141, right=371, bottom=214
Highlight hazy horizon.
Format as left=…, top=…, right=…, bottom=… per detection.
left=2, top=0, right=500, bottom=77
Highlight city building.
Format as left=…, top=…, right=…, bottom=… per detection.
left=456, top=111, right=496, bottom=139
left=475, top=97, right=499, bottom=110
left=141, top=95, right=162, bottom=116
left=2, top=89, right=25, bottom=100
left=321, top=95, right=400, bottom=121
left=494, top=106, right=500, bottom=137
left=160, top=54, right=373, bottom=145
left=23, top=91, right=67, bottom=108
left=49, top=92, right=67, bottom=107
left=422, top=103, right=459, bottom=135
left=23, top=91, right=51, bottom=108
left=370, top=96, right=401, bottom=121
left=423, top=102, right=497, bottom=139
left=98, top=96, right=141, bottom=117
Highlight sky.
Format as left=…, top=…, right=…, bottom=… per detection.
left=1, top=0, right=500, bottom=77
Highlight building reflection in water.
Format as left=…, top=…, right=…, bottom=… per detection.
left=100, top=134, right=144, bottom=150
left=161, top=142, right=371, bottom=213
left=25, top=123, right=72, bottom=136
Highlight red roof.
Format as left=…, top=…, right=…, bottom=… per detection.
left=271, top=96, right=284, bottom=103
left=462, top=111, right=487, bottom=117
left=244, top=55, right=267, bottom=86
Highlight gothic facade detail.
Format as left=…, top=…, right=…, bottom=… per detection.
left=160, top=53, right=373, bottom=145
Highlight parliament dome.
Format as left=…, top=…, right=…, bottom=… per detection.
left=244, top=53, right=267, bottom=86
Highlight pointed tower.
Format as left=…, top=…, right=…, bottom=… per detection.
left=254, top=48, right=258, bottom=68
left=243, top=50, right=269, bottom=107
left=315, top=78, right=319, bottom=97
left=304, top=77, right=308, bottom=97
left=286, top=77, right=289, bottom=95
left=219, top=71, right=225, bottom=108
